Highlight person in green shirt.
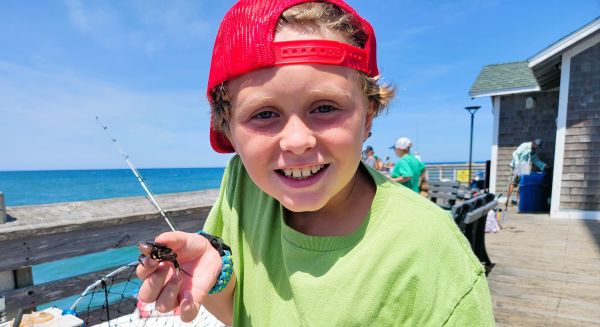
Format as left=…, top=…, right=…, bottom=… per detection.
left=136, top=1, right=494, bottom=326
left=390, top=137, right=426, bottom=193
left=506, top=138, right=549, bottom=209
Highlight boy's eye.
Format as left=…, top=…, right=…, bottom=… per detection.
left=252, top=110, right=278, bottom=120
left=313, top=105, right=337, bottom=113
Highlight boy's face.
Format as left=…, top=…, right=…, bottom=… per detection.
left=225, top=27, right=373, bottom=213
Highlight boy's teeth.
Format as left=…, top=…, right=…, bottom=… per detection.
left=281, top=164, right=325, bottom=179
left=301, top=167, right=311, bottom=177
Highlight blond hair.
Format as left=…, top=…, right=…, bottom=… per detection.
left=210, top=2, right=395, bottom=133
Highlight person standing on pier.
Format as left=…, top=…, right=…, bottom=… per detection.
left=506, top=138, right=549, bottom=210
left=136, top=1, right=494, bottom=326
left=390, top=137, right=427, bottom=194
left=362, top=145, right=383, bottom=170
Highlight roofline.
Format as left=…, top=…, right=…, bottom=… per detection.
left=469, top=85, right=541, bottom=98
left=528, top=16, right=600, bottom=68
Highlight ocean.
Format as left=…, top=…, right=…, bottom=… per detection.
left=0, top=168, right=224, bottom=206
left=0, top=168, right=225, bottom=308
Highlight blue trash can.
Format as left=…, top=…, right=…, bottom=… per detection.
left=519, top=172, right=548, bottom=212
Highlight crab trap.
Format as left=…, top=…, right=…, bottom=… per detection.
left=63, top=261, right=226, bottom=327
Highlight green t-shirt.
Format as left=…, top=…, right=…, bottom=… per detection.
left=204, top=155, right=494, bottom=326
left=391, top=154, right=425, bottom=192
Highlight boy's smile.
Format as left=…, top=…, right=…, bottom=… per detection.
left=277, top=164, right=328, bottom=180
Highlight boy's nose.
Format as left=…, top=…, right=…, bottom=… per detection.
left=279, top=117, right=316, bottom=155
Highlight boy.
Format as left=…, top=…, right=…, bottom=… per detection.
left=137, top=1, right=494, bottom=326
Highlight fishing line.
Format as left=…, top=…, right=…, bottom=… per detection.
left=96, top=116, right=177, bottom=232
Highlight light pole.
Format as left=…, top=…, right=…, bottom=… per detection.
left=465, top=106, right=481, bottom=188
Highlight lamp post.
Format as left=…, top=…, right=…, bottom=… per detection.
left=465, top=106, right=481, bottom=188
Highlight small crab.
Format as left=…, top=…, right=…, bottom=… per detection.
left=138, top=241, right=192, bottom=277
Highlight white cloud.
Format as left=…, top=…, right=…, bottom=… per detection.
left=139, top=1, right=212, bottom=40
left=381, top=25, right=437, bottom=49
left=64, top=0, right=89, bottom=31
left=398, top=61, right=468, bottom=88
left=62, top=0, right=216, bottom=54
left=0, top=61, right=226, bottom=170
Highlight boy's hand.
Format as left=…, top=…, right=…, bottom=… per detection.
left=136, top=231, right=223, bottom=322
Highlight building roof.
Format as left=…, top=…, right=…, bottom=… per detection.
left=469, top=61, right=540, bottom=98
left=528, top=16, right=600, bottom=67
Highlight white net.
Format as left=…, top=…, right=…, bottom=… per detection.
left=70, top=262, right=227, bottom=327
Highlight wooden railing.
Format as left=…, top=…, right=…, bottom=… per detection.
left=0, top=190, right=219, bottom=320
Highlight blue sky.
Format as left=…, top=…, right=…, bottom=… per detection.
left=1, top=0, right=598, bottom=170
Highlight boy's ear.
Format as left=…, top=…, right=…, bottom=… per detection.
left=363, top=101, right=376, bottom=141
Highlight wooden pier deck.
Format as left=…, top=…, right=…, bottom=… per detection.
left=486, top=208, right=600, bottom=326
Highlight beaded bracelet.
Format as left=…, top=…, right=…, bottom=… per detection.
left=197, top=230, right=233, bottom=294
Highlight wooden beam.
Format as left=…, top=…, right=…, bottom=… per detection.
left=0, top=211, right=210, bottom=272
left=0, top=191, right=218, bottom=271
left=0, top=190, right=218, bottom=242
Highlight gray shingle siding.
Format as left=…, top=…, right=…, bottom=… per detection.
left=561, top=41, right=600, bottom=210
left=495, top=92, right=559, bottom=196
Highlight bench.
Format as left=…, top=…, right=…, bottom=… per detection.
left=452, top=193, right=497, bottom=275
left=428, top=180, right=461, bottom=210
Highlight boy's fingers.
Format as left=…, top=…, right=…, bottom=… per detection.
left=138, top=263, right=169, bottom=303
left=155, top=270, right=182, bottom=313
left=136, top=256, right=159, bottom=280
left=138, top=242, right=156, bottom=257
left=155, top=232, right=209, bottom=262
left=154, top=231, right=190, bottom=251
left=176, top=246, right=222, bottom=322
left=179, top=291, right=199, bottom=323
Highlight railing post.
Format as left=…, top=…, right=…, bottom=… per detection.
left=0, top=192, right=6, bottom=224
left=0, top=271, right=14, bottom=323
left=0, top=267, right=34, bottom=320
left=0, top=297, right=6, bottom=323
left=0, top=193, right=34, bottom=319
left=0, top=193, right=9, bottom=321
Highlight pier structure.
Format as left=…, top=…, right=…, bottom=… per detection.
left=0, top=190, right=218, bottom=321
left=0, top=190, right=599, bottom=325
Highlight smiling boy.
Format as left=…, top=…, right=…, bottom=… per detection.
left=137, top=1, right=494, bottom=326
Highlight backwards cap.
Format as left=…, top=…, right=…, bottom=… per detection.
left=391, top=137, right=412, bottom=150
left=208, top=0, right=380, bottom=153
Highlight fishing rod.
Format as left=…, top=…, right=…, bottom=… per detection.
left=96, top=116, right=177, bottom=232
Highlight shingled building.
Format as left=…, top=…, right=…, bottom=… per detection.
left=470, top=16, right=600, bottom=219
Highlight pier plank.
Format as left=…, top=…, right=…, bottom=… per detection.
left=486, top=209, right=600, bottom=326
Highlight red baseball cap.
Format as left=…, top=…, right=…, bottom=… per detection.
left=207, top=0, right=380, bottom=153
